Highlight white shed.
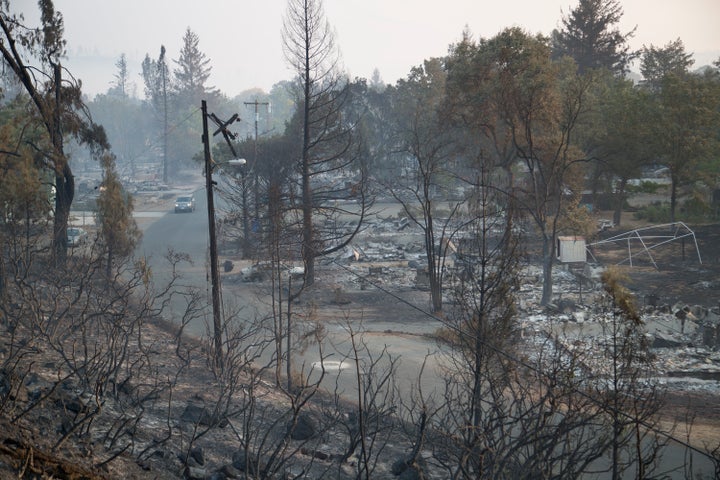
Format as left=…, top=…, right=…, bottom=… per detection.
left=557, top=236, right=587, bottom=263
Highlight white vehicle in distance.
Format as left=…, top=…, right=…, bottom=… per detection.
left=67, top=227, right=88, bottom=247
left=174, top=195, right=196, bottom=213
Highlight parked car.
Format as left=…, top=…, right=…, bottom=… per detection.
left=67, top=227, right=88, bottom=247
left=175, top=195, right=196, bottom=213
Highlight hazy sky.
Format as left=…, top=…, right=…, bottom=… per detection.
left=10, top=0, right=720, bottom=99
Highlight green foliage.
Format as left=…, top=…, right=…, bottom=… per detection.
left=634, top=195, right=718, bottom=223
left=95, top=154, right=141, bottom=270
left=551, top=0, right=636, bottom=75
left=173, top=28, right=217, bottom=105
left=590, top=76, right=653, bottom=182
left=647, top=69, right=720, bottom=220
left=626, top=181, right=662, bottom=194
left=88, top=93, right=151, bottom=174
left=0, top=108, right=52, bottom=224
left=141, top=46, right=170, bottom=109
left=679, top=194, right=713, bottom=220
left=640, top=38, right=694, bottom=92
left=633, top=202, right=670, bottom=223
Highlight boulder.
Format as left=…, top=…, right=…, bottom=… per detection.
left=190, top=446, right=205, bottom=466
left=181, top=404, right=227, bottom=427
left=391, top=455, right=425, bottom=479
left=0, top=368, right=28, bottom=403
left=232, top=450, right=260, bottom=475
left=216, top=463, right=241, bottom=479
left=652, top=332, right=684, bottom=349
left=184, top=466, right=207, bottom=480
left=288, top=412, right=317, bottom=440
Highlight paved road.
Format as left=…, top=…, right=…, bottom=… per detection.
left=135, top=187, right=215, bottom=337
left=134, top=187, right=447, bottom=397
left=134, top=188, right=716, bottom=478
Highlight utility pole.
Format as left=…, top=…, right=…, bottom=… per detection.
left=201, top=99, right=242, bottom=372
left=160, top=46, right=168, bottom=185
left=244, top=99, right=270, bottom=222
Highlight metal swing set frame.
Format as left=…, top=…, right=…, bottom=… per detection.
left=587, top=222, right=702, bottom=269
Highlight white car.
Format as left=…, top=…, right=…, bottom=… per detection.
left=175, top=195, right=196, bottom=213
left=67, top=227, right=88, bottom=247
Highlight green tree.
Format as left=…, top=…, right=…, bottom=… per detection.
left=171, top=29, right=224, bottom=182
left=95, top=154, right=141, bottom=278
left=551, top=0, right=636, bottom=75
left=267, top=81, right=296, bottom=134
left=110, top=53, right=130, bottom=98
left=0, top=0, right=109, bottom=264
left=648, top=71, right=720, bottom=221
left=0, top=106, right=53, bottom=298
left=173, top=27, right=217, bottom=107
left=88, top=93, right=149, bottom=179
left=141, top=46, right=170, bottom=182
left=141, top=46, right=171, bottom=107
left=640, top=38, right=694, bottom=92
left=447, top=28, right=594, bottom=306
left=591, top=76, right=653, bottom=225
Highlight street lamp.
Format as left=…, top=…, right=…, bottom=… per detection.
left=201, top=99, right=245, bottom=371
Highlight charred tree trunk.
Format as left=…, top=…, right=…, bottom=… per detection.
left=52, top=64, right=73, bottom=266
left=541, top=233, right=555, bottom=306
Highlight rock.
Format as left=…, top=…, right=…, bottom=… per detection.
left=399, top=466, right=422, bottom=480
left=231, top=450, right=260, bottom=475
left=58, top=417, right=74, bottom=436
left=0, top=369, right=28, bottom=402
left=288, top=412, right=317, bottom=440
left=301, top=446, right=334, bottom=461
left=391, top=455, right=425, bottom=479
left=652, top=332, right=684, bottom=348
left=705, top=309, right=720, bottom=324
left=644, top=294, right=660, bottom=307
left=556, top=299, right=576, bottom=314
left=184, top=466, right=207, bottom=479
left=216, top=464, right=241, bottom=479
left=181, top=404, right=227, bottom=427
left=54, top=391, right=86, bottom=414
left=190, top=447, right=205, bottom=466
left=391, top=457, right=411, bottom=475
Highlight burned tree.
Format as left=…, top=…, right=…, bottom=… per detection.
left=383, top=58, right=463, bottom=313
left=282, top=0, right=370, bottom=287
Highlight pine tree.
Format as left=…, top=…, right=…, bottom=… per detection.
left=173, top=28, right=216, bottom=107
left=141, top=46, right=170, bottom=182
left=552, top=0, right=636, bottom=75
left=110, top=53, right=130, bottom=97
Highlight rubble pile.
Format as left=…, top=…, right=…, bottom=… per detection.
left=343, top=218, right=720, bottom=394
left=223, top=212, right=720, bottom=394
